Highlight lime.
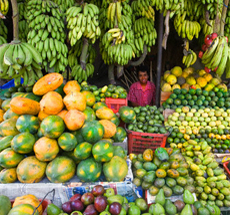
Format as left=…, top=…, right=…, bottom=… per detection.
left=185, top=94, right=192, bottom=100
left=170, top=93, right=177, bottom=99
left=174, top=99, right=181, bottom=105
left=170, top=132, right=177, bottom=138
left=173, top=88, right=181, bottom=95
left=205, top=96, right=211, bottom=101
left=217, top=91, right=223, bottom=97
left=178, top=94, right=185, bottom=100
left=198, top=95, right=205, bottom=101
left=167, top=137, right=174, bottom=144
left=192, top=95, right=197, bottom=101
left=188, top=100, right=194, bottom=106
left=47, top=203, right=62, bottom=215
left=202, top=90, right=209, bottom=96
left=195, top=89, right=202, bottom=95
left=8, top=87, right=17, bottom=93
left=209, top=91, right=215, bottom=97
left=189, top=89, right=196, bottom=95
left=203, top=100, right=209, bottom=106
left=181, top=89, right=188, bottom=94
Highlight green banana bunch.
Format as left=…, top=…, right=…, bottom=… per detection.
left=202, top=36, right=228, bottom=78
left=66, top=2, right=101, bottom=46
left=85, top=0, right=101, bottom=8
left=71, top=63, right=94, bottom=83
left=0, top=0, right=9, bottom=15
left=0, top=19, right=7, bottom=40
left=182, top=49, right=197, bottom=68
left=18, top=2, right=29, bottom=42
left=224, top=8, right=230, bottom=44
left=200, top=18, right=215, bottom=37
left=53, top=0, right=75, bottom=12
left=0, top=41, right=43, bottom=87
left=26, top=0, right=68, bottom=73
left=174, top=12, right=201, bottom=40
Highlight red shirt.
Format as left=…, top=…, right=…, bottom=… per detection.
left=127, top=81, right=156, bottom=106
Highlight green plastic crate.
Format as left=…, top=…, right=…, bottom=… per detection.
left=221, top=207, right=230, bottom=215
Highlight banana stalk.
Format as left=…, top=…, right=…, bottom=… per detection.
left=162, top=10, right=170, bottom=50
left=80, top=37, right=89, bottom=70
left=117, top=64, right=124, bottom=78
left=220, top=0, right=229, bottom=36
left=11, top=0, right=19, bottom=41
left=129, top=44, right=147, bottom=66
left=108, top=64, right=115, bottom=84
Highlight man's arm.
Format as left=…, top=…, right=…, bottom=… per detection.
left=127, top=84, right=139, bottom=107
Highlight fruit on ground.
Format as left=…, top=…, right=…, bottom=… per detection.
left=0, top=168, right=17, bottom=183
left=40, top=115, right=65, bottom=138
left=63, top=92, right=86, bottom=112
left=33, top=137, right=59, bottom=162
left=8, top=203, right=39, bottom=215
left=92, top=140, right=114, bottom=162
left=10, top=97, right=40, bottom=115
left=0, top=195, right=11, bottom=215
left=64, top=109, right=85, bottom=131
left=40, top=91, right=64, bottom=115
left=13, top=194, right=43, bottom=215
left=16, top=156, right=47, bottom=183
left=11, top=132, right=36, bottom=154
left=81, top=120, right=105, bottom=143
left=103, top=156, right=128, bottom=182
left=77, top=157, right=102, bottom=182
left=46, top=156, right=76, bottom=183
left=99, top=119, right=117, bottom=138
left=0, top=148, right=24, bottom=168
left=119, top=106, right=136, bottom=124
left=33, top=73, right=63, bottom=96
left=16, top=115, right=39, bottom=134
left=58, top=132, right=77, bottom=152
left=0, top=118, right=20, bottom=136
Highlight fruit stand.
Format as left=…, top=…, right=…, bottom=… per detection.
left=2, top=0, right=230, bottom=214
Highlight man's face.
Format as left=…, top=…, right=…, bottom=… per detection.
left=138, top=71, right=148, bottom=85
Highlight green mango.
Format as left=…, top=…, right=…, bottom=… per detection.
left=143, top=162, right=157, bottom=171
left=181, top=204, right=193, bottom=215
left=207, top=162, right=218, bottom=169
left=143, top=171, right=156, bottom=183
left=204, top=186, right=211, bottom=194
left=166, top=177, right=176, bottom=188
left=215, top=200, right=223, bottom=207
left=224, top=199, right=230, bottom=207
left=183, top=189, right=195, bottom=204
left=207, top=168, right=214, bottom=177
left=208, top=194, right=216, bottom=201
left=221, top=180, right=230, bottom=187
left=220, top=187, right=230, bottom=196
left=107, top=195, right=124, bottom=205
left=217, top=174, right=227, bottom=181
left=155, top=189, right=165, bottom=206
left=165, top=203, right=177, bottom=215
left=162, top=185, right=172, bottom=197
left=216, top=182, right=224, bottom=190
left=153, top=156, right=162, bottom=167
left=154, top=148, right=169, bottom=162
left=184, top=185, right=195, bottom=193
left=149, top=203, right=165, bottom=215
left=217, top=193, right=224, bottom=201
left=213, top=167, right=224, bottom=176
left=198, top=207, right=211, bottom=215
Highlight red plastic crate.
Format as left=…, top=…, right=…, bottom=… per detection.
left=105, top=98, right=127, bottom=113
left=127, top=129, right=168, bottom=154
left=223, top=161, right=230, bottom=178
left=11, top=199, right=51, bottom=215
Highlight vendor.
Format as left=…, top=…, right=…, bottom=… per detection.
left=127, top=65, right=156, bottom=107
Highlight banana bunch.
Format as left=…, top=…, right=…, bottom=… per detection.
left=202, top=36, right=228, bottom=78
left=85, top=0, right=101, bottom=8
left=174, top=12, right=201, bottom=40
left=26, top=0, right=68, bottom=73
left=200, top=18, right=215, bottom=37
left=0, top=0, right=9, bottom=15
left=53, top=0, right=75, bottom=12
left=132, top=17, right=157, bottom=56
left=182, top=49, right=197, bottom=67
left=107, top=1, right=122, bottom=23
left=71, top=63, right=94, bottom=83
left=66, top=3, right=101, bottom=46
left=131, top=0, right=155, bottom=21
left=18, top=2, right=29, bottom=42
left=0, top=19, right=7, bottom=40
left=0, top=41, right=43, bottom=86
left=224, top=8, right=230, bottom=44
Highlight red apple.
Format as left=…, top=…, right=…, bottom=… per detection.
left=225, top=36, right=229, bottom=43
left=204, top=67, right=211, bottom=73
left=206, top=39, right=213, bottom=47
left=211, top=33, right=218, bottom=40
left=204, top=34, right=211, bottom=45
left=70, top=194, right=82, bottom=202
left=198, top=51, right=203, bottom=59
left=201, top=44, right=207, bottom=52
left=62, top=201, right=73, bottom=213
left=91, top=185, right=105, bottom=197
left=81, top=192, right=95, bottom=206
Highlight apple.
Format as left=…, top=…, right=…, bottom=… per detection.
left=204, top=67, right=211, bottom=73
left=62, top=201, right=73, bottom=213
left=70, top=194, right=82, bottom=202
left=201, top=44, right=208, bottom=52
left=71, top=200, right=84, bottom=212
left=211, top=33, right=218, bottom=40
left=206, top=39, right=213, bottom=47
left=91, top=185, right=105, bottom=197
left=81, top=193, right=95, bottom=206
left=204, top=34, right=211, bottom=45
left=198, top=51, right=203, bottom=58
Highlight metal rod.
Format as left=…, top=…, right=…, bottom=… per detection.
left=155, top=12, right=164, bottom=107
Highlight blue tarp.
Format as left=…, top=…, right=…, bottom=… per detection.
left=0, top=78, right=24, bottom=89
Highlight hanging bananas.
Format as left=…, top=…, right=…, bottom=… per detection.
left=0, top=0, right=9, bottom=15
left=200, top=18, right=215, bottom=37
left=182, top=49, right=197, bottom=68
left=66, top=2, right=101, bottom=46
left=53, top=0, right=75, bottom=13
left=201, top=36, right=228, bottom=78
left=0, top=19, right=7, bottom=45
left=26, top=0, right=68, bottom=73
left=0, top=41, right=43, bottom=87
left=225, top=7, right=230, bottom=44
left=18, top=2, right=29, bottom=42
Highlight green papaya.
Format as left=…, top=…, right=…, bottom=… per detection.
left=143, top=171, right=156, bottom=183
left=155, top=147, right=169, bottom=162
left=143, top=162, right=157, bottom=171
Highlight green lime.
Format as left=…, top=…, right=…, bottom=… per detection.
left=170, top=93, right=177, bottom=99
left=8, top=87, right=17, bottom=93
left=166, top=98, right=173, bottom=105
left=195, top=89, right=202, bottom=95
left=47, top=203, right=62, bottom=215
left=181, top=89, right=188, bottom=94
left=174, top=99, right=181, bottom=105
left=202, top=90, right=209, bottom=96
left=209, top=91, right=215, bottom=97
left=185, top=94, right=192, bottom=100
left=173, top=88, right=181, bottom=95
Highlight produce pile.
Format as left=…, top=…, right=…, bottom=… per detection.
left=0, top=73, right=130, bottom=184
left=163, top=88, right=230, bottom=110
left=161, top=66, right=227, bottom=93
left=165, top=107, right=230, bottom=153
left=131, top=148, right=194, bottom=197
left=126, top=105, right=168, bottom=134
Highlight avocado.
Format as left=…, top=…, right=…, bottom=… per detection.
left=141, top=181, right=152, bottom=190
left=149, top=203, right=165, bottom=215
left=162, top=185, right=172, bottom=197
left=197, top=207, right=210, bottom=215
left=165, top=202, right=177, bottom=215
left=143, top=171, right=156, bottom=183
left=181, top=204, right=193, bottom=215
left=172, top=185, right=184, bottom=195
left=166, top=177, right=176, bottom=188
left=155, top=188, right=165, bottom=206
left=154, top=178, right=165, bottom=189
left=183, top=189, right=195, bottom=204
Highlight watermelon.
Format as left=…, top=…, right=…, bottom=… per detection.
left=11, top=132, right=36, bottom=154
left=92, top=140, right=114, bottom=162
left=46, top=156, right=76, bottom=183
left=77, top=157, right=102, bottom=182
left=58, top=132, right=77, bottom=151
left=112, top=127, right=127, bottom=142
left=103, top=156, right=128, bottom=182
left=119, top=106, right=136, bottom=123
left=81, top=120, right=104, bottom=144
left=40, top=115, right=65, bottom=139
left=73, top=142, right=92, bottom=160
left=16, top=115, right=40, bottom=134
left=83, top=107, right=96, bottom=121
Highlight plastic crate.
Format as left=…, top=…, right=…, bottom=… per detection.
left=105, top=98, right=127, bottom=113
left=220, top=207, right=230, bottom=215
left=223, top=161, right=230, bottom=178
left=0, top=78, right=24, bottom=89
left=127, top=129, right=168, bottom=154
left=10, top=199, right=51, bottom=215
